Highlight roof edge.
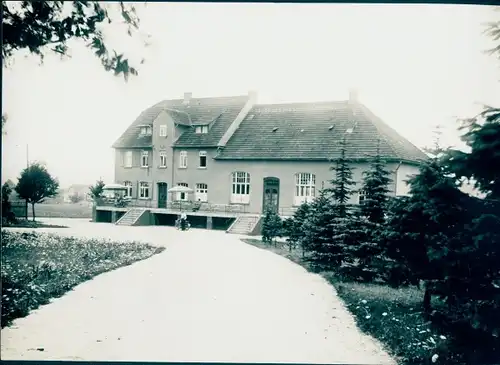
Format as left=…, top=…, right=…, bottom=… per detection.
left=213, top=156, right=426, bottom=166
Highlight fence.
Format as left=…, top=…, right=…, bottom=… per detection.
left=11, top=203, right=27, bottom=218
left=95, top=197, right=299, bottom=216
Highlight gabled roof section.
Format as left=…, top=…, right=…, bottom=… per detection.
left=174, top=96, right=248, bottom=147
left=112, top=95, right=248, bottom=149
left=215, top=100, right=428, bottom=164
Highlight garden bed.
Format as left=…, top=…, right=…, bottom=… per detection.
left=1, top=230, right=165, bottom=328
left=241, top=238, right=456, bottom=365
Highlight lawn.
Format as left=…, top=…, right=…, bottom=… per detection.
left=22, top=203, right=93, bottom=219
left=2, top=219, right=70, bottom=229
left=241, top=238, right=461, bottom=365
left=1, top=230, right=165, bottom=328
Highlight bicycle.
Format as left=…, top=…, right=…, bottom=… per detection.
left=175, top=218, right=191, bottom=231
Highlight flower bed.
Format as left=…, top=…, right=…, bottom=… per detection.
left=1, top=230, right=165, bottom=328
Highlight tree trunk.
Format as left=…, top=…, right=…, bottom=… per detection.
left=31, top=203, right=35, bottom=222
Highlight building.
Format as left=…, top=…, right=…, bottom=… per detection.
left=96, top=91, right=427, bottom=233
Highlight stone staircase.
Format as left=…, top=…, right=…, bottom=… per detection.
left=226, top=215, right=261, bottom=235
left=116, top=208, right=146, bottom=226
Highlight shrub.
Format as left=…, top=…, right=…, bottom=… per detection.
left=261, top=208, right=282, bottom=245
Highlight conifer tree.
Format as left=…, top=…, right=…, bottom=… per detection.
left=345, top=140, right=393, bottom=282
left=285, top=202, right=310, bottom=253
left=327, top=137, right=356, bottom=218
left=324, top=136, right=358, bottom=270
left=380, top=158, right=468, bottom=311
left=261, top=208, right=282, bottom=245
left=300, top=189, right=337, bottom=270
left=360, top=139, right=392, bottom=224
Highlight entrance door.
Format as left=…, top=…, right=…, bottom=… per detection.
left=157, top=182, right=168, bottom=208
left=262, top=177, right=280, bottom=214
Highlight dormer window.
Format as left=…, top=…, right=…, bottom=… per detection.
left=195, top=125, right=209, bottom=134
left=140, top=125, right=152, bottom=135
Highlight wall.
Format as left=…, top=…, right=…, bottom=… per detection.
left=395, top=163, right=420, bottom=196
left=166, top=150, right=415, bottom=214
left=114, top=111, right=182, bottom=204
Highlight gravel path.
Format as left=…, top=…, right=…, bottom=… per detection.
left=1, top=218, right=395, bottom=364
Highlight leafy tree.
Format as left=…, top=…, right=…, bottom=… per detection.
left=15, top=163, right=59, bottom=221
left=88, top=179, right=105, bottom=201
left=69, top=192, right=83, bottom=204
left=360, top=141, right=393, bottom=223
left=1, top=182, right=17, bottom=224
left=2, top=1, right=148, bottom=81
left=285, top=202, right=310, bottom=254
left=261, top=208, right=282, bottom=246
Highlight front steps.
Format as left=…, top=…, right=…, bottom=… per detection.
left=116, top=208, right=147, bottom=226
left=226, top=215, right=261, bottom=235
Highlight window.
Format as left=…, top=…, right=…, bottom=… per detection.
left=195, top=125, right=209, bottom=134
left=358, top=190, right=366, bottom=205
left=124, top=181, right=133, bottom=197
left=294, top=173, right=316, bottom=206
left=159, top=151, right=167, bottom=168
left=199, top=151, right=207, bottom=168
left=231, top=171, right=250, bottom=204
left=139, top=182, right=150, bottom=199
left=141, top=150, right=149, bottom=168
left=124, top=151, right=133, bottom=168
left=177, top=182, right=189, bottom=201
left=140, top=125, right=152, bottom=135
left=195, top=183, right=208, bottom=202
left=159, top=125, right=167, bottom=137
left=179, top=151, right=187, bottom=168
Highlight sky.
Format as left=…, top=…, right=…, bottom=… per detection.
left=2, top=3, right=499, bottom=188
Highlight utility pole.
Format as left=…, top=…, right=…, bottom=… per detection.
left=25, top=144, right=29, bottom=220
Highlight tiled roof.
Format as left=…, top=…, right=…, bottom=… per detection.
left=112, top=95, right=248, bottom=149
left=215, top=100, right=427, bottom=163
left=174, top=96, right=248, bottom=147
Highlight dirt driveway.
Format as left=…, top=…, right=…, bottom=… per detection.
left=1, top=218, right=395, bottom=364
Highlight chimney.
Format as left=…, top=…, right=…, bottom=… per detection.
left=248, top=90, right=257, bottom=102
left=348, top=89, right=358, bottom=104
left=183, top=92, right=192, bottom=105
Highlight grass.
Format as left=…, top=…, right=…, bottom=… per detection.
left=2, top=219, right=69, bottom=229
left=1, top=230, right=165, bottom=328
left=241, top=238, right=459, bottom=365
left=19, top=203, right=93, bottom=219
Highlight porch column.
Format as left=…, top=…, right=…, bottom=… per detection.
left=111, top=210, right=118, bottom=223
left=206, top=216, right=213, bottom=230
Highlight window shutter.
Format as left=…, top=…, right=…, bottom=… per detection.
left=149, top=181, right=153, bottom=200
left=135, top=181, right=139, bottom=198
